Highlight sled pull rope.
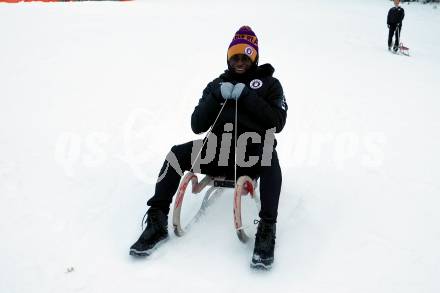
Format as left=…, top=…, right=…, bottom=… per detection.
left=234, top=97, right=238, bottom=187
left=142, top=101, right=227, bottom=231
left=190, top=100, right=228, bottom=173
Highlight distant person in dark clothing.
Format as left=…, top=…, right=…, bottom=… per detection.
left=387, top=0, right=405, bottom=52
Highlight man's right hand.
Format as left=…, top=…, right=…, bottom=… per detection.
left=220, top=82, right=234, bottom=99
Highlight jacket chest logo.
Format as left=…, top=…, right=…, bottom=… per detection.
left=250, top=79, right=263, bottom=89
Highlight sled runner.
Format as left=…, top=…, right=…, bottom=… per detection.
left=172, top=171, right=260, bottom=243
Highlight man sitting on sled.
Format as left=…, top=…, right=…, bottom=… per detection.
left=130, top=26, right=288, bottom=270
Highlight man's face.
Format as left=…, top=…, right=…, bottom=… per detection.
left=228, top=54, right=252, bottom=74
left=394, top=0, right=400, bottom=6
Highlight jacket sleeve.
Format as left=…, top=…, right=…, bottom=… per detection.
left=400, top=9, right=405, bottom=23
left=387, top=9, right=391, bottom=25
left=240, top=78, right=288, bottom=133
left=191, top=81, right=223, bottom=134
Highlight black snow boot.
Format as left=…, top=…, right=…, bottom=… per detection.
left=129, top=208, right=169, bottom=256
left=250, top=219, right=276, bottom=270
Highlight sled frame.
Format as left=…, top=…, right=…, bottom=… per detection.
left=172, top=171, right=260, bottom=243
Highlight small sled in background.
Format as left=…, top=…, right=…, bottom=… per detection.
left=399, top=42, right=410, bottom=56
left=172, top=171, right=260, bottom=243
left=395, top=27, right=410, bottom=56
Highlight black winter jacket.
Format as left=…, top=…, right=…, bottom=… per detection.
left=387, top=6, right=405, bottom=26
left=191, top=64, right=287, bottom=141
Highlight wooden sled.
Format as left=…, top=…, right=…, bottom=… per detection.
left=172, top=171, right=260, bottom=243
left=399, top=43, right=410, bottom=56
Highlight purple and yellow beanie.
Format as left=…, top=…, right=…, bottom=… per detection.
left=227, top=26, right=259, bottom=63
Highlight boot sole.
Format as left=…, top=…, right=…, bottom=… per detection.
left=129, top=237, right=169, bottom=257
left=129, top=248, right=152, bottom=257
left=250, top=261, right=272, bottom=271
left=250, top=255, right=273, bottom=271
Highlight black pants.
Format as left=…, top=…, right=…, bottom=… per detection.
left=147, top=140, right=282, bottom=222
left=388, top=24, right=402, bottom=48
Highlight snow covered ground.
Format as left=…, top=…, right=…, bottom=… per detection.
left=1, top=0, right=440, bottom=292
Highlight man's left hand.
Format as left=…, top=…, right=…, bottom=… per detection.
left=230, top=83, right=248, bottom=100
